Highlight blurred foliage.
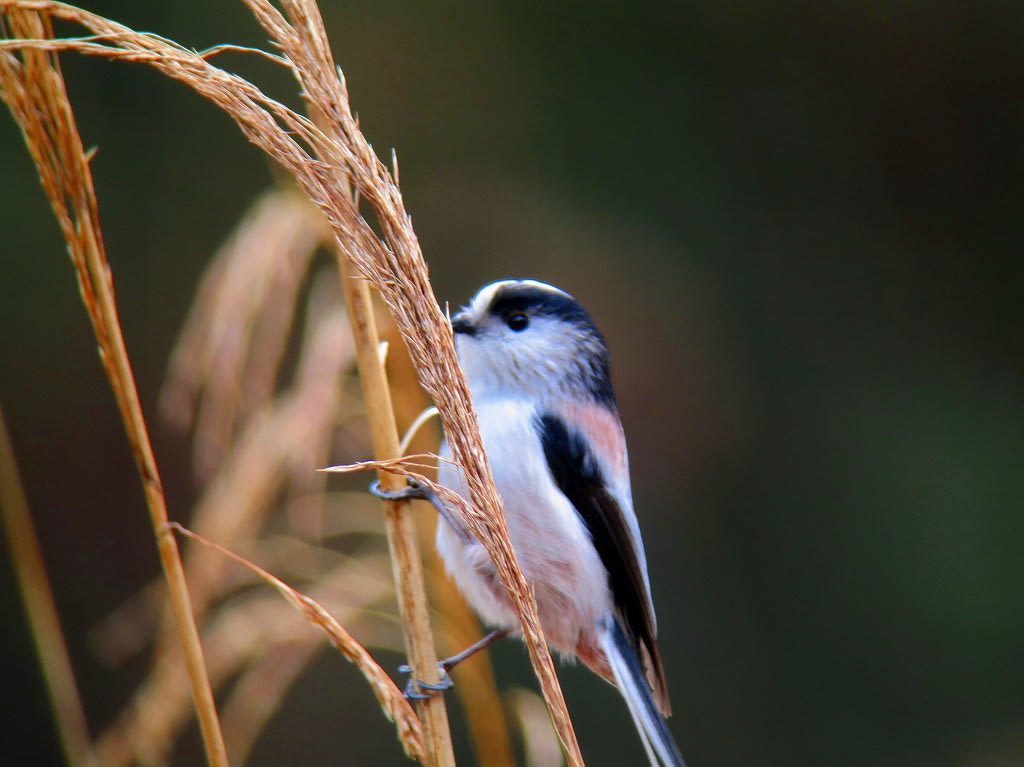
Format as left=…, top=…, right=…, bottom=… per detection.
left=1, top=1, right=1021, bottom=766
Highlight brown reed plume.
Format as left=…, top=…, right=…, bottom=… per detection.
left=170, top=522, right=425, bottom=757
left=0, top=9, right=229, bottom=767
left=0, top=1, right=586, bottom=764
left=0, top=9, right=422, bottom=766
left=86, top=252, right=423, bottom=765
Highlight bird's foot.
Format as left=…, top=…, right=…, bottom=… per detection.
left=369, top=478, right=429, bottom=502
left=398, top=628, right=511, bottom=700
left=398, top=662, right=454, bottom=701
left=369, top=478, right=474, bottom=544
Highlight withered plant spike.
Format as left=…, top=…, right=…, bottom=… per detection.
left=0, top=404, right=95, bottom=767
left=170, top=522, right=426, bottom=761
left=243, top=4, right=583, bottom=761
left=0, top=2, right=585, bottom=763
left=0, top=10, right=230, bottom=767
left=94, top=554, right=399, bottom=767
left=308, top=48, right=454, bottom=759
left=384, top=342, right=517, bottom=767
left=337, top=260, right=456, bottom=767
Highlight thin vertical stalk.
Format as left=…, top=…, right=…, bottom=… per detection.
left=337, top=261, right=456, bottom=767
left=0, top=405, right=94, bottom=767
left=384, top=331, right=517, bottom=767
left=0, top=4, right=585, bottom=762
left=434, top=567, right=517, bottom=767
left=0, top=10, right=229, bottom=767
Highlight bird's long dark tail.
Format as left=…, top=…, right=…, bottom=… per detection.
left=601, top=618, right=687, bottom=767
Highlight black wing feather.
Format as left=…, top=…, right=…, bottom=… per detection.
left=536, top=411, right=665, bottom=705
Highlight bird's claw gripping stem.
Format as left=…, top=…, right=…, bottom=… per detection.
left=368, top=478, right=472, bottom=543
left=369, top=478, right=429, bottom=502
left=398, top=663, right=454, bottom=701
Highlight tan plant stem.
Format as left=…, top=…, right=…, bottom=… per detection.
left=0, top=3, right=584, bottom=762
left=168, top=522, right=425, bottom=760
left=0, top=405, right=94, bottom=767
left=435, top=570, right=517, bottom=767
left=385, top=342, right=516, bottom=767
left=337, top=261, right=455, bottom=767
left=0, top=10, right=229, bottom=767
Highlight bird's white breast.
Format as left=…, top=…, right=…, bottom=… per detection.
left=436, top=397, right=612, bottom=652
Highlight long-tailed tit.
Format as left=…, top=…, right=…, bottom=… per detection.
left=426, top=279, right=685, bottom=766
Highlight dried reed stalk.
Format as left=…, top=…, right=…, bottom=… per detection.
left=93, top=551, right=402, bottom=767
left=310, top=72, right=455, bottom=760
left=170, top=522, right=426, bottom=760
left=337, top=260, right=456, bottom=767
left=0, top=404, right=95, bottom=767
left=0, top=1, right=584, bottom=763
left=91, top=271, right=382, bottom=765
left=0, top=9, right=230, bottom=767
left=385, top=334, right=517, bottom=767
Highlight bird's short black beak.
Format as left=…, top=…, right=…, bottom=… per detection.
left=451, top=312, right=476, bottom=336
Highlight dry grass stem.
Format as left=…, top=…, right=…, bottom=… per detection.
left=337, top=261, right=456, bottom=767
left=1, top=0, right=585, bottom=762
left=0, top=9, right=229, bottom=766
left=169, top=522, right=425, bottom=760
left=0, top=404, right=95, bottom=767
left=307, top=52, right=455, bottom=761
left=383, top=336, right=517, bottom=767
left=93, top=553, right=401, bottom=767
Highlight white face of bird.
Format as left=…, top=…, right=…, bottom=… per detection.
left=451, top=280, right=615, bottom=406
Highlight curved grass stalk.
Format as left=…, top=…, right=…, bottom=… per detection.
left=0, top=10, right=229, bottom=767
left=0, top=2, right=585, bottom=763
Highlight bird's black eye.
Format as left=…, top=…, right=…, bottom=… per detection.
left=505, top=312, right=529, bottom=331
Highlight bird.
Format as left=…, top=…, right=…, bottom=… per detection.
left=379, top=279, right=685, bottom=766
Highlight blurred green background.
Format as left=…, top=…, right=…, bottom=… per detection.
left=2, top=2, right=1022, bottom=765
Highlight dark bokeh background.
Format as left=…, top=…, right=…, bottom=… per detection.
left=2, top=2, right=1022, bottom=765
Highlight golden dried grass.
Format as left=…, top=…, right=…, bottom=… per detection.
left=0, top=8, right=229, bottom=766
left=82, top=225, right=416, bottom=766
left=171, top=522, right=425, bottom=759
left=0, top=9, right=422, bottom=760
left=1, top=1, right=585, bottom=764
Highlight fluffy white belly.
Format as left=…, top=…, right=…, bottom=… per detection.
left=436, top=397, right=611, bottom=654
